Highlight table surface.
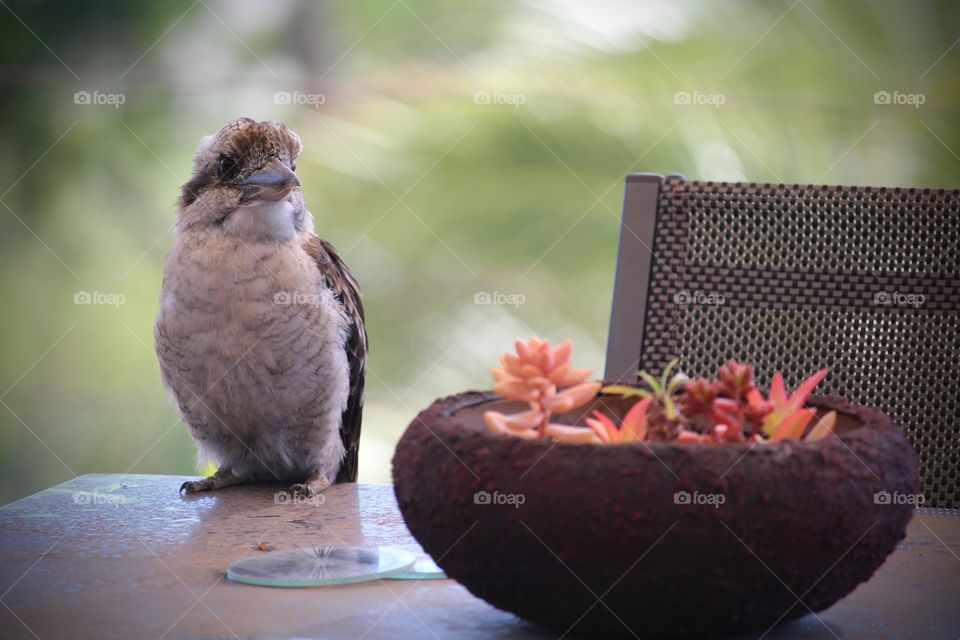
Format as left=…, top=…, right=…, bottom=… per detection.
left=0, top=475, right=957, bottom=640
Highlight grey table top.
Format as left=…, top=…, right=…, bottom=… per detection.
left=0, top=474, right=957, bottom=639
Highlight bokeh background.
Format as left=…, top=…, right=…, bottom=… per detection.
left=1, top=0, right=957, bottom=503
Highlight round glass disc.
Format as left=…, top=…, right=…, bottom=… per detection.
left=227, top=546, right=415, bottom=587
left=386, top=553, right=447, bottom=580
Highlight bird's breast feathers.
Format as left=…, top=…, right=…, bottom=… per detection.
left=160, top=230, right=345, bottom=328
left=156, top=231, right=351, bottom=426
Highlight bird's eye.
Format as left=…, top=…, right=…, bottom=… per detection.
left=218, top=155, right=237, bottom=176
left=290, top=162, right=297, bottom=172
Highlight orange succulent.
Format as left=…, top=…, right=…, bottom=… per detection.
left=484, top=337, right=601, bottom=442
left=585, top=398, right=651, bottom=444
left=758, top=369, right=835, bottom=442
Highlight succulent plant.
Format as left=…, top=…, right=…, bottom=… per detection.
left=484, top=337, right=601, bottom=442
left=484, top=339, right=836, bottom=446
left=602, top=361, right=836, bottom=445
left=759, top=369, right=832, bottom=440
left=585, top=398, right=651, bottom=444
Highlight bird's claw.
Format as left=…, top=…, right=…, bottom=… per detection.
left=180, top=479, right=211, bottom=495
left=287, top=476, right=330, bottom=499
left=288, top=483, right=311, bottom=498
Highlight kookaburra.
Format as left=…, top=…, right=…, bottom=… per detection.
left=155, top=118, right=366, bottom=497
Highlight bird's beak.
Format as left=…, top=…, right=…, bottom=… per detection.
left=240, top=157, right=300, bottom=202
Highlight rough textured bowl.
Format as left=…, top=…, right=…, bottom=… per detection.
left=392, top=388, right=920, bottom=638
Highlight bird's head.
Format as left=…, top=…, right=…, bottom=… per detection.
left=177, top=117, right=311, bottom=241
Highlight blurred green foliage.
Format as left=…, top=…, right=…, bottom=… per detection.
left=0, top=0, right=957, bottom=503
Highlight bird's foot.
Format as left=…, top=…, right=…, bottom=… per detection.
left=288, top=474, right=331, bottom=499
left=180, top=468, right=239, bottom=495
left=180, top=478, right=214, bottom=494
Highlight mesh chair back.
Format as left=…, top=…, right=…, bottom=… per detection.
left=605, top=173, right=959, bottom=508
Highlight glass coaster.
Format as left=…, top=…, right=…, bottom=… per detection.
left=386, top=553, right=447, bottom=580
left=227, top=546, right=415, bottom=587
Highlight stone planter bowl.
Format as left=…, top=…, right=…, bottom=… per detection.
left=392, top=388, right=920, bottom=638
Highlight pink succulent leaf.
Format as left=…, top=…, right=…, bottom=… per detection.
left=770, top=408, right=816, bottom=442
left=515, top=338, right=534, bottom=362
left=500, top=353, right=522, bottom=375
left=621, top=397, right=652, bottom=441
left=484, top=411, right=539, bottom=439
left=552, top=381, right=602, bottom=411
left=805, top=410, right=837, bottom=442
left=540, top=348, right=555, bottom=373
left=502, top=409, right=546, bottom=431
left=712, top=397, right=739, bottom=413
left=483, top=411, right=511, bottom=436
left=546, top=364, right=574, bottom=385
left=491, top=368, right=519, bottom=384
left=710, top=408, right=739, bottom=430
left=541, top=393, right=575, bottom=414
left=553, top=340, right=573, bottom=366
left=714, top=423, right=746, bottom=442
left=483, top=410, right=505, bottom=431
left=588, top=410, right=620, bottom=442
left=548, top=364, right=592, bottom=386
left=769, top=372, right=788, bottom=407
left=746, top=388, right=766, bottom=410
left=528, top=376, right=553, bottom=389
left=787, top=368, right=829, bottom=411
left=573, top=367, right=593, bottom=380
left=678, top=429, right=706, bottom=443
left=592, top=411, right=617, bottom=428
left=493, top=380, right=536, bottom=402
left=585, top=417, right=612, bottom=443
left=545, top=423, right=601, bottom=443
left=519, top=363, right=541, bottom=378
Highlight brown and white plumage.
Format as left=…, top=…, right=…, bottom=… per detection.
left=155, top=117, right=366, bottom=496
left=304, top=236, right=366, bottom=484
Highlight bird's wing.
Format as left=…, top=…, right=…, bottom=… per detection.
left=304, top=234, right=367, bottom=483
